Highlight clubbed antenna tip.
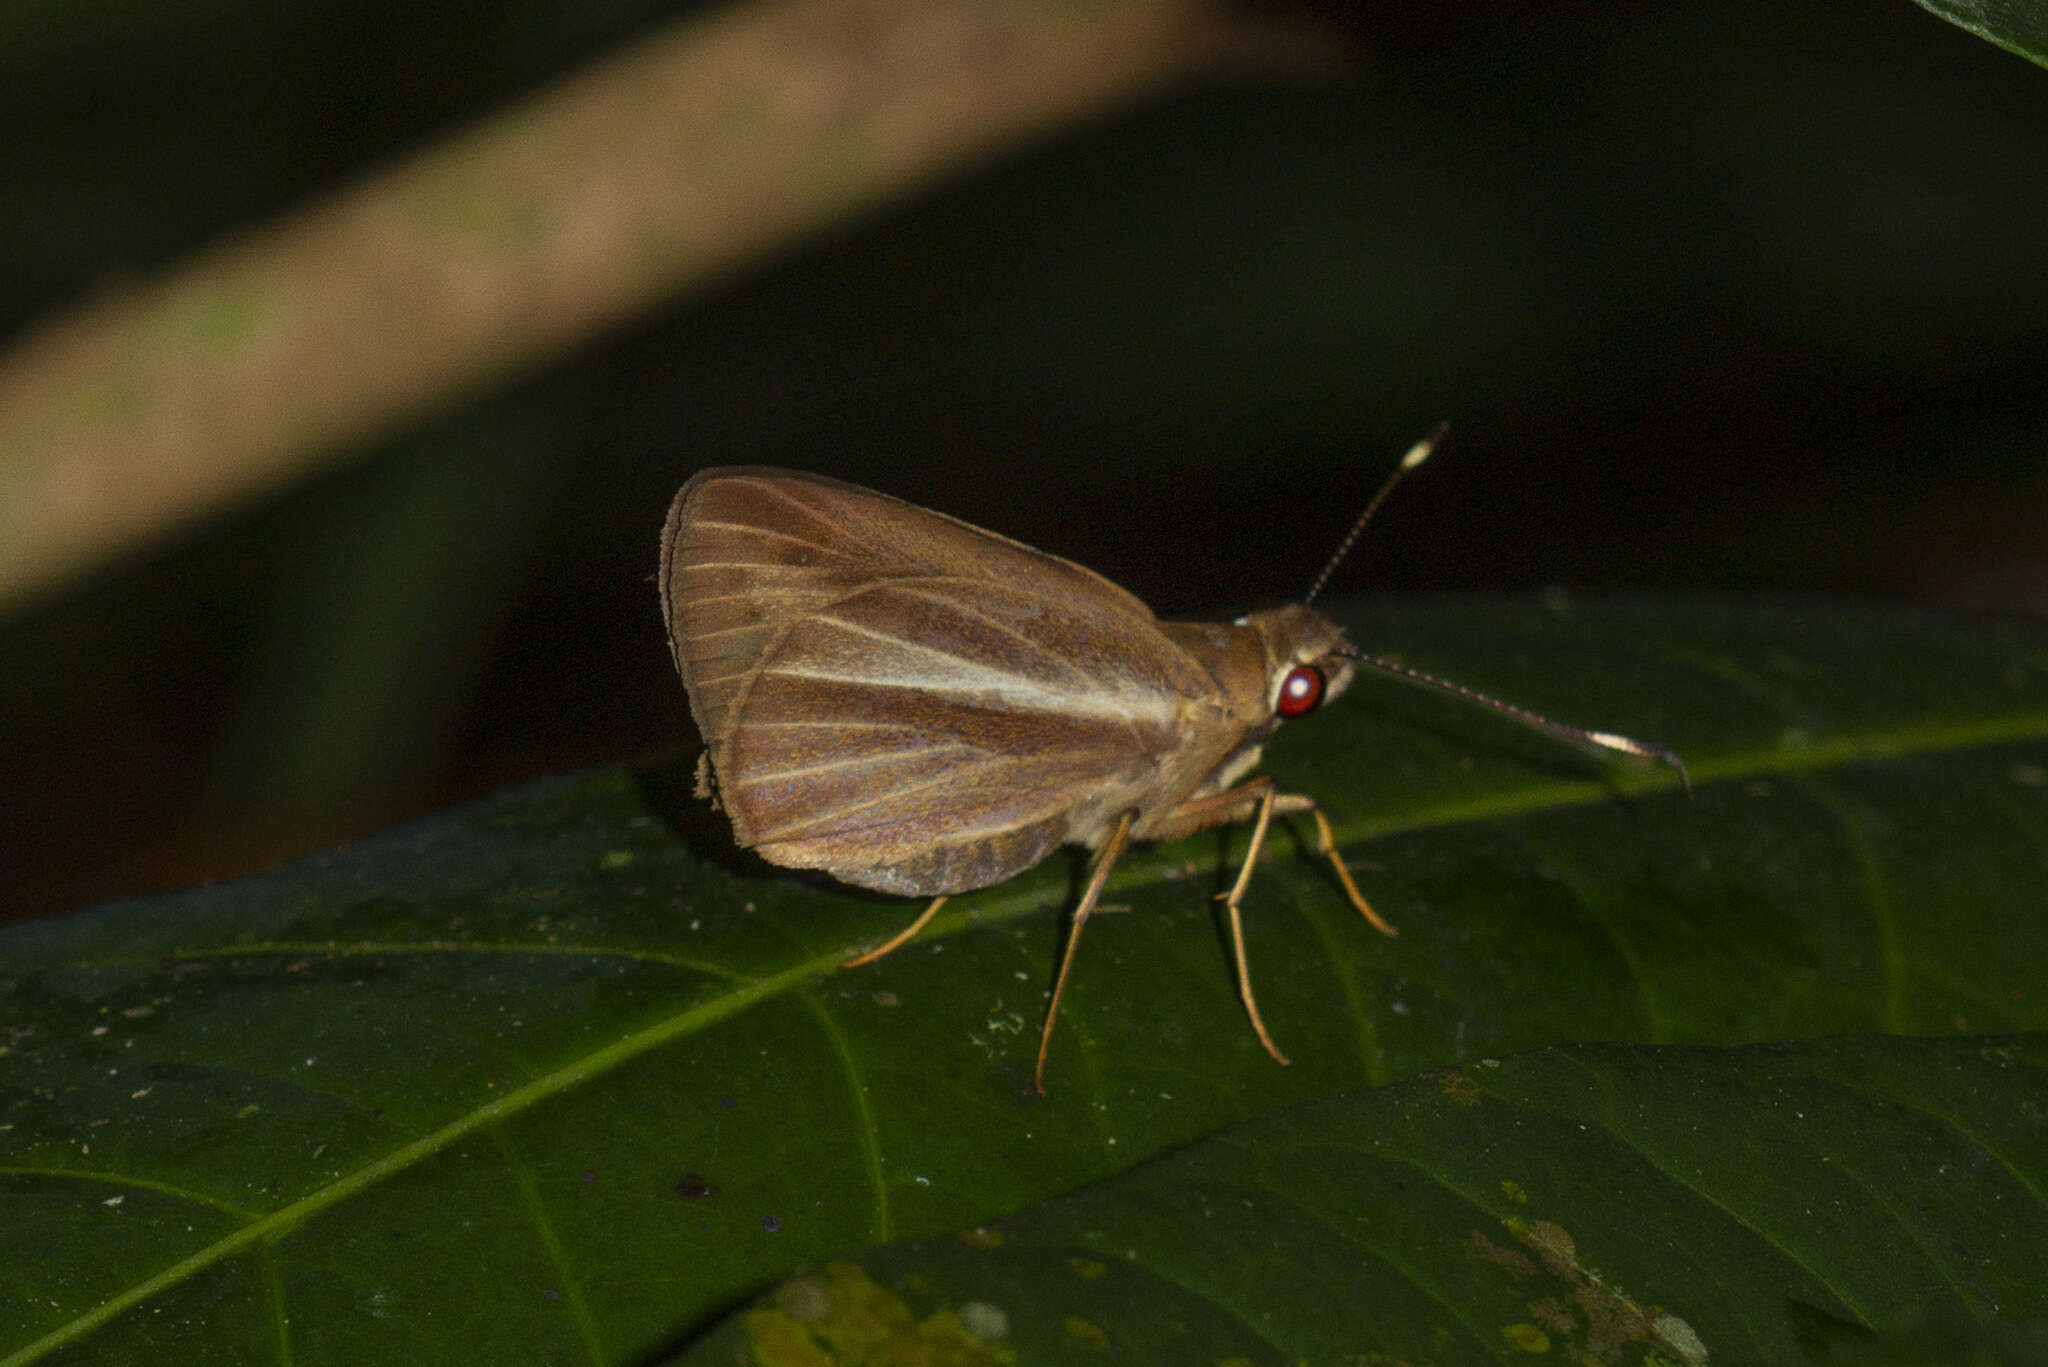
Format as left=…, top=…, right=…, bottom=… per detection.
left=1400, top=422, right=1446, bottom=471
left=1303, top=421, right=1449, bottom=606
left=1583, top=731, right=1693, bottom=796
left=1340, top=649, right=1693, bottom=796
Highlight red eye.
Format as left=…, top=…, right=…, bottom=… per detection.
left=1276, top=665, right=1325, bottom=718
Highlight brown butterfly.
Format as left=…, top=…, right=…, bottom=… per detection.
left=659, top=432, right=1684, bottom=1092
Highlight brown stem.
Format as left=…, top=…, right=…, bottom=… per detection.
left=0, top=0, right=1322, bottom=609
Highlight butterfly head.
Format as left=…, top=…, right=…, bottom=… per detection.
left=1239, top=603, right=1357, bottom=723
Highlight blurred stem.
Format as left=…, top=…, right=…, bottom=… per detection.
left=0, top=0, right=1297, bottom=612
left=200, top=398, right=564, bottom=828
left=196, top=395, right=561, bottom=823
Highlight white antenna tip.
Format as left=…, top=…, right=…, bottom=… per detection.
left=1400, top=420, right=1449, bottom=470
left=1301, top=421, right=1449, bottom=603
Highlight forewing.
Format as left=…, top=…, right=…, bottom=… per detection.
left=660, top=470, right=1215, bottom=894
left=662, top=468, right=1157, bottom=749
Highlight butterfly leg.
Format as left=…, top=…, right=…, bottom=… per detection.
left=1158, top=780, right=1397, bottom=1065
left=842, top=895, right=947, bottom=969
left=1035, top=808, right=1136, bottom=1096
left=1276, top=797, right=1398, bottom=938
left=1214, top=779, right=1292, bottom=1068
left=1149, top=776, right=1292, bottom=1065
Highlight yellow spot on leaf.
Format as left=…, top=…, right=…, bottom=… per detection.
left=1064, top=1316, right=1109, bottom=1348
left=1438, top=1071, right=1482, bottom=1105
left=743, top=1261, right=1013, bottom=1366
left=1500, top=1179, right=1528, bottom=1205
left=1463, top=1213, right=1711, bottom=1366
left=1066, top=1257, right=1107, bottom=1280
left=958, top=1226, right=1004, bottom=1249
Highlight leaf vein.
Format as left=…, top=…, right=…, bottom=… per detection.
left=491, top=1126, right=607, bottom=1366
left=795, top=988, right=890, bottom=1244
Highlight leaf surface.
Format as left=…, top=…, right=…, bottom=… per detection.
left=3, top=597, right=2044, bottom=1363
left=684, top=1033, right=2048, bottom=1365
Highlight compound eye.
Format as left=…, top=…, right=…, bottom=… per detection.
left=1276, top=664, right=1325, bottom=718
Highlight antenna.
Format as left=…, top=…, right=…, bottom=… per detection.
left=1337, top=648, right=1693, bottom=794
left=1303, top=421, right=1448, bottom=605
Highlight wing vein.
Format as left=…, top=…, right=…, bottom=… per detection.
left=736, top=742, right=981, bottom=787
left=893, top=583, right=1129, bottom=660
left=677, top=560, right=825, bottom=574
left=685, top=520, right=867, bottom=561
left=745, top=718, right=928, bottom=732
left=725, top=475, right=893, bottom=563
left=810, top=612, right=1086, bottom=687
left=761, top=766, right=978, bottom=839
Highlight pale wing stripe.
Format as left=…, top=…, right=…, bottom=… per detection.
left=674, top=586, right=826, bottom=610
left=810, top=613, right=1088, bottom=689
left=686, top=519, right=865, bottom=559
left=760, top=662, right=1171, bottom=725
left=678, top=560, right=825, bottom=573
left=745, top=718, right=929, bottom=732
left=673, top=591, right=765, bottom=608
left=734, top=742, right=981, bottom=787
left=684, top=622, right=774, bottom=643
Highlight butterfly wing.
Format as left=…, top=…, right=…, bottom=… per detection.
left=661, top=468, right=1219, bottom=895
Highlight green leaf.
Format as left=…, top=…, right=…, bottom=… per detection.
left=1909, top=0, right=2048, bottom=71
left=3, top=597, right=2045, bottom=1363
left=682, top=1033, right=2048, bottom=1366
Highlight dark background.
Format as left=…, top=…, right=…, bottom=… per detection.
left=3, top=0, right=2044, bottom=922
